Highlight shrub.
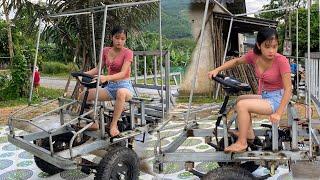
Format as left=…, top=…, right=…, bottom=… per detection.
left=41, top=61, right=79, bottom=75
left=0, top=53, right=30, bottom=100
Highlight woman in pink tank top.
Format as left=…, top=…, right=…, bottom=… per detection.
left=82, top=26, right=135, bottom=137
left=208, top=28, right=292, bottom=153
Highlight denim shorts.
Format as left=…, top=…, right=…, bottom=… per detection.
left=261, top=89, right=284, bottom=113
left=103, top=80, right=135, bottom=100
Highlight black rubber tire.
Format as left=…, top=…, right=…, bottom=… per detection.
left=34, top=155, right=63, bottom=175
left=34, top=138, right=66, bottom=175
left=202, top=166, right=255, bottom=180
left=95, top=146, right=139, bottom=180
left=34, top=132, right=89, bottom=175
left=240, top=161, right=260, bottom=173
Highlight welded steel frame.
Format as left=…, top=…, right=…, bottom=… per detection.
left=156, top=0, right=320, bottom=176
left=9, top=0, right=163, bottom=171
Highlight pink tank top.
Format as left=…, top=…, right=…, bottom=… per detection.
left=244, top=50, right=291, bottom=94
left=102, top=47, right=133, bottom=79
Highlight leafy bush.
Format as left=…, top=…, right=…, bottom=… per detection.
left=170, top=38, right=195, bottom=69
left=0, top=52, right=30, bottom=100
left=0, top=74, right=10, bottom=92
left=127, top=32, right=194, bottom=75
left=41, top=61, right=79, bottom=75
left=40, top=43, right=69, bottom=63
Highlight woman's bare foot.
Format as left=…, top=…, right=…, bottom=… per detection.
left=109, top=125, right=120, bottom=137
left=78, top=121, right=99, bottom=131
left=88, top=122, right=99, bottom=130
left=224, top=142, right=247, bottom=153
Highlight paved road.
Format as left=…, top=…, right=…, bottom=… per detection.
left=41, top=77, right=76, bottom=90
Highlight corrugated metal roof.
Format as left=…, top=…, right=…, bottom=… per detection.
left=213, top=12, right=278, bottom=33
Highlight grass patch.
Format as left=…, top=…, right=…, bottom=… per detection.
left=0, top=87, right=63, bottom=108
left=136, top=78, right=178, bottom=85
left=42, top=72, right=71, bottom=79
left=0, top=98, right=30, bottom=108
left=177, top=96, right=214, bottom=104
left=176, top=95, right=235, bottom=104
left=37, top=86, right=64, bottom=99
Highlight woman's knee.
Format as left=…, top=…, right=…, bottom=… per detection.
left=116, top=89, right=127, bottom=100
left=236, top=95, right=246, bottom=103
left=235, top=100, right=248, bottom=112
left=85, top=89, right=99, bottom=101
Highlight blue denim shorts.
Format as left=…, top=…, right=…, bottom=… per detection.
left=103, top=80, right=135, bottom=100
left=261, top=89, right=284, bottom=113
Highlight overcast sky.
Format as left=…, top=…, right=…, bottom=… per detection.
left=246, top=0, right=271, bottom=13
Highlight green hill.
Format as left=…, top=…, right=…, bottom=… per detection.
left=145, top=0, right=192, bottom=39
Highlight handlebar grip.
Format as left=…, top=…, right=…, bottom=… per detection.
left=71, top=71, right=94, bottom=79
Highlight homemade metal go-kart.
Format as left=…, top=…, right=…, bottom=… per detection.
left=153, top=73, right=317, bottom=179
left=154, top=71, right=319, bottom=179
left=7, top=69, right=163, bottom=179
left=152, top=0, right=320, bottom=179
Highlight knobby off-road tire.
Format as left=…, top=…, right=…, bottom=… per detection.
left=34, top=132, right=89, bottom=175
left=202, top=166, right=255, bottom=180
left=95, top=146, right=139, bottom=180
left=34, top=138, right=67, bottom=175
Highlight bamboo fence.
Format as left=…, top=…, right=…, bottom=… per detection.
left=211, top=16, right=258, bottom=99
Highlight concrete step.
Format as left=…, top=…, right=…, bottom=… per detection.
left=291, top=161, right=320, bottom=179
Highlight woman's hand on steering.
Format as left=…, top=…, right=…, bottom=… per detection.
left=95, top=75, right=109, bottom=84
left=208, top=69, right=219, bottom=79
left=269, top=112, right=281, bottom=124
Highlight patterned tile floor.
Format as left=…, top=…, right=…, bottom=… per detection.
left=0, top=120, right=291, bottom=180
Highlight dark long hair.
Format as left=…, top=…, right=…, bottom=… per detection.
left=253, top=27, right=279, bottom=55
left=111, top=26, right=127, bottom=37
left=110, top=26, right=128, bottom=46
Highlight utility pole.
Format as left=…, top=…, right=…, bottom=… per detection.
left=283, top=0, right=292, bottom=56
left=288, top=0, right=291, bottom=40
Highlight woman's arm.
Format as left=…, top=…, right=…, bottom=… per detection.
left=269, top=72, right=292, bottom=123
left=276, top=72, right=292, bottom=115
left=208, top=56, right=247, bottom=78
left=85, top=67, right=99, bottom=76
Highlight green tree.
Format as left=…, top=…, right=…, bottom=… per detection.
left=40, top=0, right=158, bottom=69
left=127, top=32, right=194, bottom=75
left=259, top=0, right=305, bottom=20
left=1, top=0, right=14, bottom=64
left=258, top=0, right=319, bottom=56
left=0, top=20, right=9, bottom=58
left=291, top=5, right=320, bottom=56
left=5, top=0, right=158, bottom=67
